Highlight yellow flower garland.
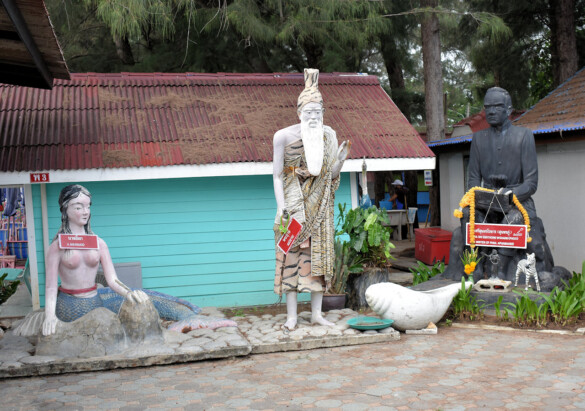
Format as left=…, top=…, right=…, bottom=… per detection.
left=453, top=187, right=532, bottom=248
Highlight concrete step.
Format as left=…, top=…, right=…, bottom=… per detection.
left=386, top=270, right=413, bottom=286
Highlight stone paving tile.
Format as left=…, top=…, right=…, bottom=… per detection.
left=2, top=327, right=585, bottom=409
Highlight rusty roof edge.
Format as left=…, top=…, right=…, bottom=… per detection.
left=428, top=123, right=585, bottom=148
left=514, top=66, right=585, bottom=124
left=427, top=135, right=472, bottom=147
left=527, top=124, right=585, bottom=134
left=62, top=72, right=379, bottom=83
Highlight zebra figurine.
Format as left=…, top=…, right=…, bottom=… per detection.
left=514, top=253, right=539, bottom=291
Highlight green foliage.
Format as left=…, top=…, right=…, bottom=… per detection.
left=83, top=0, right=177, bottom=39
left=45, top=0, right=584, bottom=116
left=231, top=308, right=246, bottom=317
left=452, top=261, right=585, bottom=328
left=504, top=290, right=549, bottom=327
left=330, top=239, right=364, bottom=295
left=493, top=295, right=509, bottom=321
left=542, top=288, right=585, bottom=325
left=336, top=203, right=395, bottom=267
left=472, top=12, right=513, bottom=44
left=500, top=269, right=585, bottom=327
left=451, top=277, right=483, bottom=321
left=462, top=0, right=560, bottom=108
left=0, top=274, right=20, bottom=306
left=565, top=264, right=585, bottom=292
left=410, top=261, right=445, bottom=286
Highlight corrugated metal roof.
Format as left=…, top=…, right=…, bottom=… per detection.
left=515, top=67, right=585, bottom=133
left=451, top=109, right=525, bottom=133
left=0, top=72, right=433, bottom=172
left=428, top=134, right=473, bottom=148
left=427, top=108, right=528, bottom=148
left=453, top=112, right=489, bottom=132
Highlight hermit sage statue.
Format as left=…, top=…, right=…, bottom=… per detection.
left=272, top=68, right=350, bottom=331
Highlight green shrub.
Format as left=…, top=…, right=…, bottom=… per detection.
left=501, top=268, right=585, bottom=327
left=505, top=290, right=549, bottom=327
left=541, top=286, right=585, bottom=326
left=452, top=260, right=585, bottom=328
left=410, top=261, right=445, bottom=286
left=336, top=203, right=395, bottom=267
left=330, top=239, right=364, bottom=294
left=0, top=274, right=20, bottom=305
left=493, top=296, right=510, bottom=321
left=451, top=277, right=484, bottom=321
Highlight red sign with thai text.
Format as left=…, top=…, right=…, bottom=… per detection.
left=30, top=172, right=50, bottom=183
left=58, top=234, right=99, bottom=250
left=277, top=217, right=303, bottom=254
left=466, top=223, right=527, bottom=249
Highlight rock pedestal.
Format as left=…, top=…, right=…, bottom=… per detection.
left=440, top=217, right=571, bottom=292
left=346, top=268, right=391, bottom=310
left=118, top=299, right=164, bottom=343
left=35, top=300, right=165, bottom=358
left=35, top=308, right=125, bottom=358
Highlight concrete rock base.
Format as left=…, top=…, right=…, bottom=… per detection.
left=0, top=307, right=400, bottom=378
left=405, top=322, right=438, bottom=335
left=236, top=308, right=400, bottom=354
left=0, top=307, right=251, bottom=378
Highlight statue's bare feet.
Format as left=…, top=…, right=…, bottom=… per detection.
left=311, top=315, right=335, bottom=326
left=282, top=317, right=297, bottom=332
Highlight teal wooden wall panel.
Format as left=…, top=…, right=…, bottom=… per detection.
left=31, top=184, right=47, bottom=305
left=36, top=173, right=352, bottom=308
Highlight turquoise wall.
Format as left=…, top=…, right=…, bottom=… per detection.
left=35, top=174, right=352, bottom=308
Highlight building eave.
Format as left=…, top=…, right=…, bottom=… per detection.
left=0, top=157, right=436, bottom=185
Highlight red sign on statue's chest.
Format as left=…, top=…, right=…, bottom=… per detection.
left=466, top=223, right=527, bottom=249
left=58, top=234, right=99, bottom=250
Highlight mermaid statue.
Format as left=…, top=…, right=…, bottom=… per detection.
left=32, top=184, right=235, bottom=337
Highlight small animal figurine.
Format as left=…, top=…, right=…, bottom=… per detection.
left=514, top=253, right=539, bottom=291
left=481, top=249, right=501, bottom=279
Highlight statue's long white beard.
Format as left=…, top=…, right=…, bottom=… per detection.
left=301, top=118, right=324, bottom=176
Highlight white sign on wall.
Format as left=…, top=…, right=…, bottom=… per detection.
left=424, top=170, right=433, bottom=186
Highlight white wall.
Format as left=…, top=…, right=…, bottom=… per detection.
left=439, top=152, right=466, bottom=231
left=438, top=140, right=585, bottom=273
left=532, top=141, right=585, bottom=273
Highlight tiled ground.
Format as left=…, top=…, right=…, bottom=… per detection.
left=2, top=326, right=585, bottom=410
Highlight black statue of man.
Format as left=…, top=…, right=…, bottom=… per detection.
left=462, top=87, right=539, bottom=276
left=436, top=87, right=572, bottom=291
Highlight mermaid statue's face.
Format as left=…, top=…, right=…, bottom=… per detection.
left=66, top=193, right=91, bottom=230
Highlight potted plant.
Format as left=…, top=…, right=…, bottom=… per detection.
left=334, top=203, right=396, bottom=309
left=323, top=239, right=363, bottom=310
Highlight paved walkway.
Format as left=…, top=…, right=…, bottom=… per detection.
left=2, top=326, right=585, bottom=410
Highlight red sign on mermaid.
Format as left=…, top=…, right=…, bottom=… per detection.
left=58, top=234, right=99, bottom=250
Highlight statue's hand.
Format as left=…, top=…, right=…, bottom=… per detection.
left=126, top=289, right=149, bottom=304
left=274, top=208, right=289, bottom=225
left=42, top=314, right=59, bottom=336
left=337, top=140, right=350, bottom=162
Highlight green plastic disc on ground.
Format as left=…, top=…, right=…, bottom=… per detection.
left=347, top=316, right=394, bottom=330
